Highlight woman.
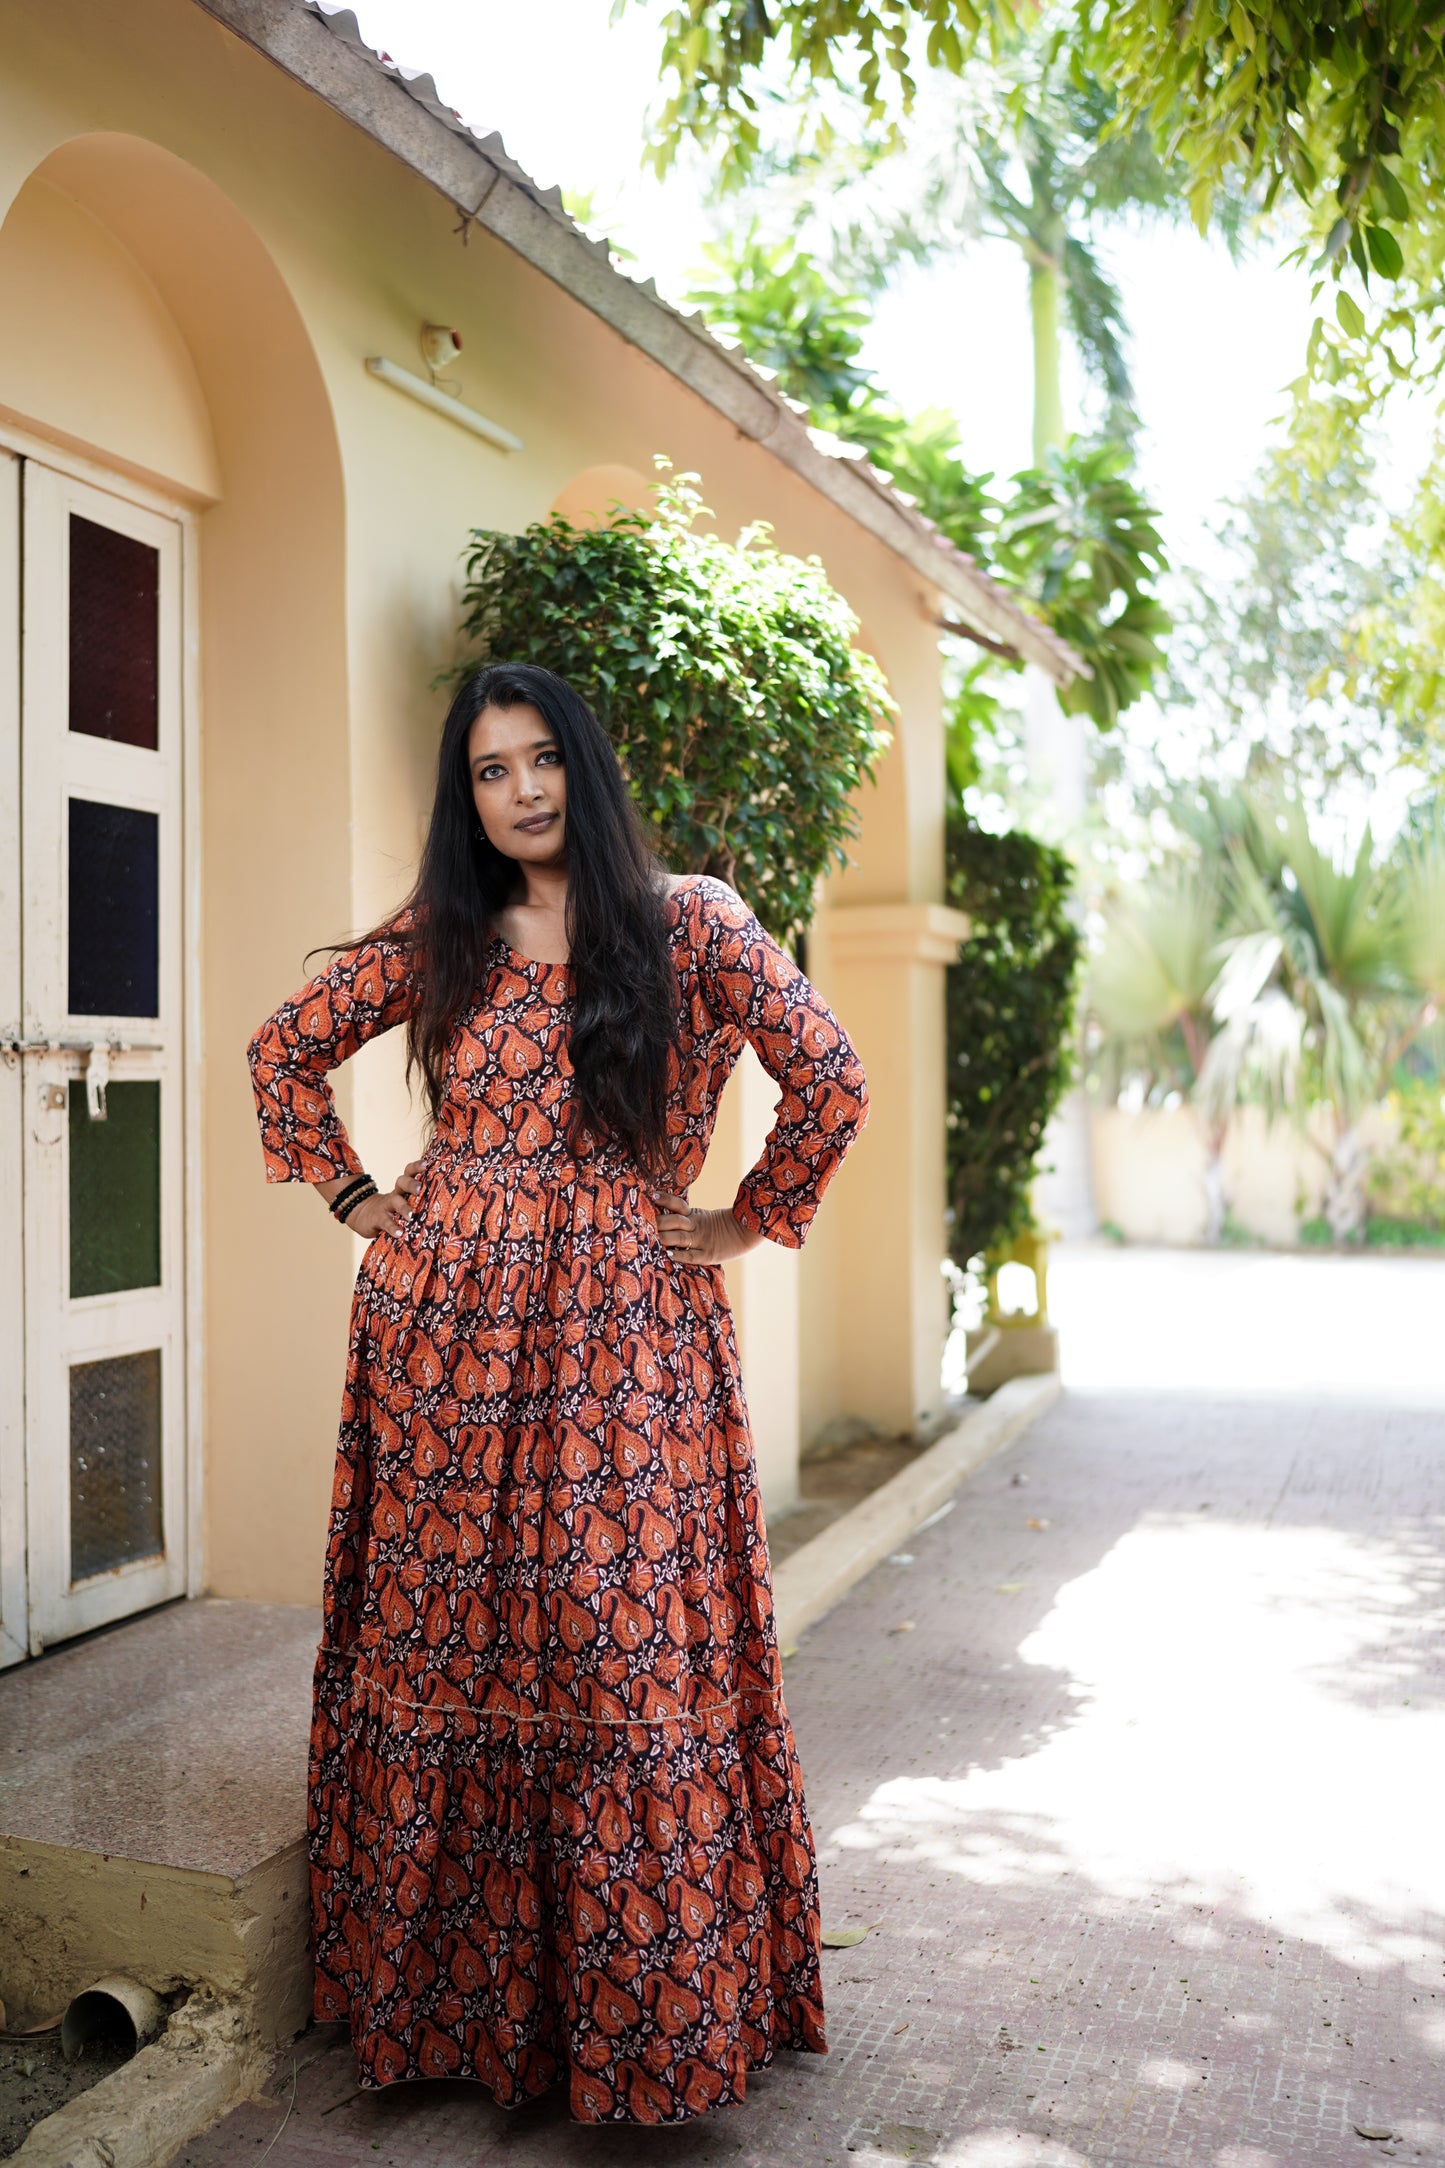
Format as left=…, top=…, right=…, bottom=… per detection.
left=248, top=661, right=868, bottom=2124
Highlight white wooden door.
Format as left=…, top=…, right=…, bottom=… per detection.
left=0, top=452, right=25, bottom=1666
left=1, top=459, right=188, bottom=1658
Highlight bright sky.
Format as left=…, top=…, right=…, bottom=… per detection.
left=341, top=0, right=1340, bottom=563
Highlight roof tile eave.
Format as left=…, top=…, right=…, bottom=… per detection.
left=218, top=0, right=1079, bottom=684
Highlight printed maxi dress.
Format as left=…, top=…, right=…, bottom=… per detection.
left=247, top=874, right=869, bottom=2124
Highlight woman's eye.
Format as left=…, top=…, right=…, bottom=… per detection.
left=538, top=749, right=562, bottom=767
left=476, top=765, right=505, bottom=782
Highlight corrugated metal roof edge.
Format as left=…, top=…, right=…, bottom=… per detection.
left=190, top=0, right=1083, bottom=684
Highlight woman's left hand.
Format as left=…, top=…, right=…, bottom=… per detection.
left=393, top=1158, right=426, bottom=1203
left=654, top=1192, right=763, bottom=1265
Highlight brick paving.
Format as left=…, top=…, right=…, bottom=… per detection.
left=173, top=1385, right=1444, bottom=2168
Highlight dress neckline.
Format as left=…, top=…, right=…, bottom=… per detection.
left=491, top=932, right=571, bottom=980
left=489, top=878, right=703, bottom=979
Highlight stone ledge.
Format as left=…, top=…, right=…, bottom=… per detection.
left=0, top=1600, right=317, bottom=2040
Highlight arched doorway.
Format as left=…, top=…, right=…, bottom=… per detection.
left=0, top=135, right=348, bottom=1658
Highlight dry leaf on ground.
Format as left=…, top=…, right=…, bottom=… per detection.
left=888, top=1620, right=915, bottom=1634
left=821, top=1925, right=871, bottom=1949
left=1025, top=1517, right=1050, bottom=1531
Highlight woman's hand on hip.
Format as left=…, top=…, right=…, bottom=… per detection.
left=343, top=1187, right=409, bottom=1240
left=345, top=1159, right=425, bottom=1239
left=393, top=1158, right=426, bottom=1202
left=654, top=1192, right=763, bottom=1265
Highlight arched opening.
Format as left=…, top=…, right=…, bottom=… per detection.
left=549, top=462, right=653, bottom=527
left=0, top=133, right=352, bottom=1630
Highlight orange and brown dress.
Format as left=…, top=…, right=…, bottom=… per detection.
left=247, top=873, right=868, bottom=2124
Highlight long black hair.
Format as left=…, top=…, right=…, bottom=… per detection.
left=395, top=661, right=680, bottom=1180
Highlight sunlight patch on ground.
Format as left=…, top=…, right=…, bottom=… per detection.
left=828, top=1511, right=1444, bottom=1974
left=936, top=2135, right=1092, bottom=2166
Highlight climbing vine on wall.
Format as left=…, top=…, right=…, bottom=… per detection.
left=456, top=467, right=894, bottom=939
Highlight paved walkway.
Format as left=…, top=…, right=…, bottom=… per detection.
left=175, top=1253, right=1445, bottom=2168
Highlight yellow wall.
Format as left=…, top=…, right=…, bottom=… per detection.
left=1090, top=1103, right=1397, bottom=1249
left=0, top=0, right=962, bottom=1607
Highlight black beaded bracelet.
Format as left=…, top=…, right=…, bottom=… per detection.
left=329, top=1174, right=376, bottom=1222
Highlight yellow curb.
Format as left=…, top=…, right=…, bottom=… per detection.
left=772, top=1373, right=1062, bottom=1647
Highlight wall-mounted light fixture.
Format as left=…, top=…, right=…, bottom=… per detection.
left=420, top=323, right=464, bottom=372
left=363, top=353, right=524, bottom=455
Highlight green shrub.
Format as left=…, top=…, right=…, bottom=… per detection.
left=945, top=809, right=1082, bottom=1268
left=1363, top=1215, right=1445, bottom=1250
left=456, top=467, right=893, bottom=940
left=1367, top=1079, right=1445, bottom=1231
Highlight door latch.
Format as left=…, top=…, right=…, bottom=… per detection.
left=83, top=1042, right=112, bottom=1121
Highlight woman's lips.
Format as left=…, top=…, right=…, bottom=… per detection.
left=514, top=812, right=557, bottom=833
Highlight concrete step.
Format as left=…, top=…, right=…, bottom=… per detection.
left=0, top=1599, right=318, bottom=2042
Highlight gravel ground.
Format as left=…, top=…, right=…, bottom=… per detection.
left=0, top=2031, right=127, bottom=2159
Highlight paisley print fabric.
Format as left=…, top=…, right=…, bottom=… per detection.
left=247, top=876, right=869, bottom=2123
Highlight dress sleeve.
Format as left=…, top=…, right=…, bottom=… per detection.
left=691, top=880, right=869, bottom=1250
left=247, top=918, right=417, bottom=1184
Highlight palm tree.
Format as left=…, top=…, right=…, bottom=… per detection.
left=806, top=21, right=1187, bottom=463
left=1087, top=864, right=1232, bottom=1239
left=1200, top=798, right=1445, bottom=1241
left=1089, top=795, right=1445, bottom=1244
left=964, top=68, right=1170, bottom=463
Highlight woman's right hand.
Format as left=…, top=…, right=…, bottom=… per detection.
left=343, top=1158, right=426, bottom=1240
left=341, top=1187, right=408, bottom=1240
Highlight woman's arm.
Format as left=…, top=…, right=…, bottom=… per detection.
left=678, top=879, right=869, bottom=1254
left=247, top=919, right=417, bottom=1225
left=313, top=1167, right=411, bottom=1240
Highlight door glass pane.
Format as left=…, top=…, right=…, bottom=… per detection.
left=70, top=1349, right=163, bottom=1582
left=69, top=1081, right=161, bottom=1297
left=68, top=798, right=159, bottom=1017
left=69, top=515, right=160, bottom=749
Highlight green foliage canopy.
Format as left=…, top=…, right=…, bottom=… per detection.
left=944, top=807, right=1082, bottom=1264
left=994, top=441, right=1169, bottom=728
left=457, top=470, right=893, bottom=940
left=637, top=0, right=1440, bottom=275
left=686, top=228, right=999, bottom=559
left=687, top=226, right=877, bottom=417
left=637, top=2, right=1445, bottom=409
left=686, top=229, right=1168, bottom=729
left=1161, top=438, right=1403, bottom=794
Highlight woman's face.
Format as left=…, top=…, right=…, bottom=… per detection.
left=468, top=700, right=566, bottom=865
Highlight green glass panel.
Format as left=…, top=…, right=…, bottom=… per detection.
left=70, top=1349, right=163, bottom=1581
left=68, top=1080, right=161, bottom=1297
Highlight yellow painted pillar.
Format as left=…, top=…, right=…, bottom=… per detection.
left=805, top=901, right=970, bottom=1441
